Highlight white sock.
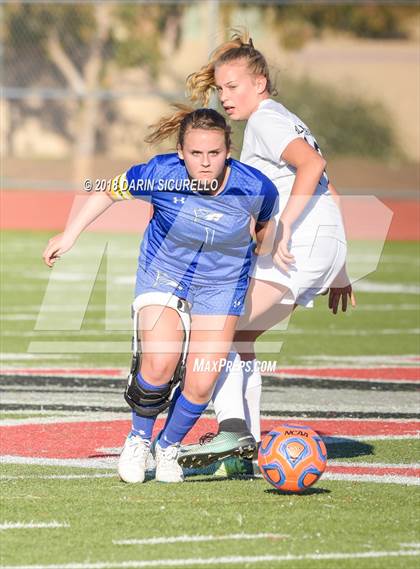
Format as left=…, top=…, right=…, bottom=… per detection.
left=243, top=360, right=262, bottom=442
left=212, top=351, right=246, bottom=423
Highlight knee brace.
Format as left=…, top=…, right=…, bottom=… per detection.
left=124, top=292, right=191, bottom=417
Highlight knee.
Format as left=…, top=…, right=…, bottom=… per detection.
left=183, top=382, right=212, bottom=405
left=140, top=354, right=177, bottom=385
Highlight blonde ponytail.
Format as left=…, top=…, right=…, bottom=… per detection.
left=186, top=30, right=275, bottom=105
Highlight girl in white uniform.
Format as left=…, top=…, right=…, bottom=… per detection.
left=180, top=33, right=354, bottom=465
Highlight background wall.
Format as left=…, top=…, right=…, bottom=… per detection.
left=1, top=1, right=419, bottom=198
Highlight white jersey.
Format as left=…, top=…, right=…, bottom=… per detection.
left=240, top=98, right=346, bottom=245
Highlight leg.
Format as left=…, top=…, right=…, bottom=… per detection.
left=118, top=304, right=184, bottom=484
left=212, top=279, right=293, bottom=442
left=157, top=315, right=252, bottom=476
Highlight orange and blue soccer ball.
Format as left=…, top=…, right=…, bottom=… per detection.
left=258, top=425, right=327, bottom=493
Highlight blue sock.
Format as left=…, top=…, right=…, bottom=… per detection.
left=162, top=386, right=182, bottom=430
left=130, top=372, right=169, bottom=442
left=159, top=393, right=207, bottom=449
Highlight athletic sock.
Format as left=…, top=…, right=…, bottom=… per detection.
left=162, top=385, right=182, bottom=430
left=158, top=393, right=207, bottom=448
left=130, top=372, right=169, bottom=442
left=212, top=351, right=246, bottom=423
left=243, top=360, right=262, bottom=442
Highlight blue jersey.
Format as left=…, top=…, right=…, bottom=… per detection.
left=111, top=153, right=278, bottom=286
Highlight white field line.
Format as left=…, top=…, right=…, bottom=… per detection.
left=2, top=331, right=128, bottom=338
left=1, top=358, right=418, bottom=372
left=2, top=304, right=418, bottom=317
left=2, top=305, right=125, bottom=313
left=350, top=304, right=419, bottom=311
left=298, top=355, right=420, bottom=364
left=328, top=435, right=420, bottom=441
left=6, top=386, right=121, bottom=393
left=0, top=549, right=419, bottom=569
left=281, top=328, right=420, bottom=336
left=1, top=316, right=130, bottom=325
left=0, top=474, right=115, bottom=480
left=354, top=282, right=420, bottom=294
left=0, top=354, right=82, bottom=361
left=0, top=414, right=130, bottom=427
left=0, top=521, right=69, bottom=530
left=0, top=456, right=117, bottom=469
left=0, top=415, right=130, bottom=427
left=322, top=472, right=420, bottom=485
left=400, top=543, right=420, bottom=548
left=1, top=456, right=419, bottom=484
left=113, top=533, right=288, bottom=546
left=328, top=461, right=420, bottom=469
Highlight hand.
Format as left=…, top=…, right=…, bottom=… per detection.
left=273, top=222, right=295, bottom=272
left=324, top=285, right=356, bottom=315
left=42, top=233, right=76, bottom=267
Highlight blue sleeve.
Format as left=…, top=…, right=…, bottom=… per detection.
left=256, top=180, right=279, bottom=223
left=110, top=157, right=159, bottom=201
left=125, top=157, right=159, bottom=199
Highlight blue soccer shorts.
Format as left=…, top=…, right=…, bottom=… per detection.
left=134, top=266, right=248, bottom=316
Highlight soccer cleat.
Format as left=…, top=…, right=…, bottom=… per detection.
left=118, top=434, right=151, bottom=484
left=212, top=456, right=259, bottom=478
left=146, top=448, right=157, bottom=471
left=155, top=443, right=184, bottom=483
left=178, top=430, right=256, bottom=469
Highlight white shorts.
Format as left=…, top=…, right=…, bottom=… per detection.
left=250, top=236, right=347, bottom=308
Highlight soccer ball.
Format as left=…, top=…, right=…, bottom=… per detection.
left=258, top=424, right=327, bottom=493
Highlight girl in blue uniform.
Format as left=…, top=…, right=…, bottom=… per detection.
left=43, top=107, right=278, bottom=483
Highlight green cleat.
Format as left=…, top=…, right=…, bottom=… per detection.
left=178, top=430, right=256, bottom=469
left=183, top=455, right=259, bottom=478
left=212, top=456, right=259, bottom=478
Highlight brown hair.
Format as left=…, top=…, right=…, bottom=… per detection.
left=145, top=104, right=231, bottom=148
left=186, top=31, right=275, bottom=106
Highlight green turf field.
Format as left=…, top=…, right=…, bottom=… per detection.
left=1, top=459, right=419, bottom=569
left=1, top=230, right=419, bottom=367
left=1, top=230, right=419, bottom=568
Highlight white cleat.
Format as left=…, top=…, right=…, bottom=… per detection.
left=146, top=450, right=156, bottom=472
left=155, top=443, right=184, bottom=483
left=118, top=435, right=151, bottom=484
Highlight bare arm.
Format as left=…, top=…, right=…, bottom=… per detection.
left=254, top=219, right=276, bottom=256
left=273, top=138, right=326, bottom=271
left=43, top=191, right=115, bottom=267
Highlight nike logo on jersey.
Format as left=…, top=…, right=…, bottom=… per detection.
left=194, top=208, right=224, bottom=222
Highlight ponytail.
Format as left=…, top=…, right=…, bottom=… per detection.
left=145, top=104, right=194, bottom=145
left=186, top=30, right=275, bottom=106
left=145, top=105, right=231, bottom=149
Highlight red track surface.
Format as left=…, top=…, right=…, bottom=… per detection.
left=273, top=367, right=420, bottom=381
left=2, top=366, right=419, bottom=381
left=1, top=190, right=419, bottom=240
left=327, top=464, right=419, bottom=478
left=1, top=418, right=419, bottom=460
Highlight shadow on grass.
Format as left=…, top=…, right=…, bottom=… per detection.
left=264, top=487, right=331, bottom=496
left=325, top=437, right=374, bottom=459
left=260, top=431, right=375, bottom=460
